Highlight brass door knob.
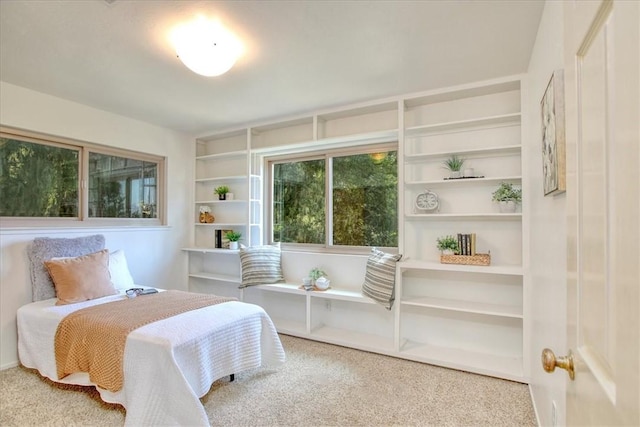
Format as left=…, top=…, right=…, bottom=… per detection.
left=542, top=348, right=575, bottom=380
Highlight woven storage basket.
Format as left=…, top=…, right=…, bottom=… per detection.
left=440, top=253, right=491, bottom=266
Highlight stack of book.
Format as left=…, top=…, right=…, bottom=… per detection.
left=214, top=229, right=233, bottom=249
left=457, top=233, right=476, bottom=256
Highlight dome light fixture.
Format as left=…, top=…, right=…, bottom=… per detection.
left=172, top=16, right=242, bottom=77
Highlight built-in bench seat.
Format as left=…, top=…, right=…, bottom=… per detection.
left=252, top=282, right=375, bottom=304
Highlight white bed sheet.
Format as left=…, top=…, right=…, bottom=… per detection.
left=17, top=290, right=286, bottom=426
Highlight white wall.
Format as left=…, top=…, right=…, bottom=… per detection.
left=0, top=82, right=194, bottom=369
left=525, top=2, right=567, bottom=426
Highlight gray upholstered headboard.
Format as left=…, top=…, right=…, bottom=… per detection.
left=27, top=235, right=106, bottom=301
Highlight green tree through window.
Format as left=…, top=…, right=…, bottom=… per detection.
left=272, top=149, right=398, bottom=248
left=1, top=131, right=163, bottom=223
left=0, top=138, right=79, bottom=217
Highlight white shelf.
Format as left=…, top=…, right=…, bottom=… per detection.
left=254, top=283, right=373, bottom=304
left=405, top=213, right=522, bottom=221
left=398, top=259, right=523, bottom=276
left=195, top=175, right=250, bottom=183
left=401, top=296, right=522, bottom=319
left=196, top=150, right=248, bottom=161
left=404, top=175, right=522, bottom=186
left=251, top=129, right=398, bottom=155
left=310, top=324, right=395, bottom=354
left=254, top=283, right=307, bottom=295
left=399, top=340, right=523, bottom=381
left=269, top=317, right=307, bottom=335
left=405, top=113, right=520, bottom=136
left=309, top=288, right=374, bottom=304
left=194, top=222, right=246, bottom=227
left=188, top=271, right=241, bottom=284
left=405, top=144, right=521, bottom=161
left=182, top=247, right=240, bottom=254
left=195, top=199, right=247, bottom=204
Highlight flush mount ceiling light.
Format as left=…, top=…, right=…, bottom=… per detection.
left=172, top=16, right=242, bottom=77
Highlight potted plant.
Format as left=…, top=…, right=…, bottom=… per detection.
left=436, top=235, right=459, bottom=255
left=225, top=230, right=242, bottom=250
left=214, top=185, right=230, bottom=200
left=309, top=267, right=327, bottom=286
left=492, top=182, right=522, bottom=213
left=442, top=155, right=465, bottom=179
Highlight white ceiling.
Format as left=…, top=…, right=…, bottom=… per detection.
left=0, top=0, right=544, bottom=136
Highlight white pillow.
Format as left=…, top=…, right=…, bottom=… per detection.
left=109, top=250, right=135, bottom=290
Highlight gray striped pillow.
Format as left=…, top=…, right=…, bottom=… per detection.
left=361, top=248, right=402, bottom=310
left=239, top=243, right=285, bottom=288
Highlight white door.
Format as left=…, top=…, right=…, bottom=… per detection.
left=545, top=0, right=640, bottom=425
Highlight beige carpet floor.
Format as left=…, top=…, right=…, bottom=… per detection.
left=0, top=334, right=536, bottom=426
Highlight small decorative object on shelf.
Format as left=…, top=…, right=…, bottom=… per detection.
left=492, top=182, right=522, bottom=213
left=309, top=267, right=327, bottom=285
left=224, top=230, right=242, bottom=250
left=302, top=277, right=313, bottom=291
left=214, top=185, right=230, bottom=200
left=415, top=189, right=439, bottom=213
left=440, top=252, right=491, bottom=266
left=314, top=276, right=331, bottom=291
left=436, top=235, right=459, bottom=255
left=198, top=206, right=215, bottom=223
left=442, top=155, right=465, bottom=179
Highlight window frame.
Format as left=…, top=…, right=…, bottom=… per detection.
left=0, top=127, right=166, bottom=227
left=265, top=142, right=399, bottom=254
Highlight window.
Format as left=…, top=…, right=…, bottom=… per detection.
left=270, top=146, right=398, bottom=250
left=0, top=129, right=165, bottom=225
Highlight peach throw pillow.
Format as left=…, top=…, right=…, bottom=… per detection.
left=44, top=249, right=117, bottom=305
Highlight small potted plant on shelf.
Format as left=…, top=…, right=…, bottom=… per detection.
left=225, top=230, right=242, bottom=250
left=442, top=155, right=465, bottom=179
left=436, top=235, right=459, bottom=255
left=214, top=185, right=230, bottom=200
left=492, top=182, right=522, bottom=213
left=309, top=267, right=327, bottom=286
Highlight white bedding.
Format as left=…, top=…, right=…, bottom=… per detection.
left=17, top=290, right=286, bottom=426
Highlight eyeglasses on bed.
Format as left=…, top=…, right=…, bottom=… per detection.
left=125, top=288, right=144, bottom=298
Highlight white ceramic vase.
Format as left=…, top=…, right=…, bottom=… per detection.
left=499, top=201, right=517, bottom=213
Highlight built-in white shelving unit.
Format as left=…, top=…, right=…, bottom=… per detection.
left=183, top=75, right=528, bottom=383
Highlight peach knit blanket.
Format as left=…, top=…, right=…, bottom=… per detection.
left=54, top=290, right=236, bottom=392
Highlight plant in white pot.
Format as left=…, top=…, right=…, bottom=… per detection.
left=442, top=155, right=465, bottom=179
left=225, top=230, right=242, bottom=250
left=436, top=235, right=459, bottom=255
left=492, top=182, right=522, bottom=213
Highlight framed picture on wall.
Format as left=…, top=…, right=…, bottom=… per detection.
left=541, top=69, right=566, bottom=196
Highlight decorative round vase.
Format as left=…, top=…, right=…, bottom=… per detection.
left=442, top=249, right=455, bottom=255
left=229, top=241, right=239, bottom=250
left=499, top=201, right=517, bottom=213
left=450, top=171, right=461, bottom=179
left=315, top=277, right=331, bottom=290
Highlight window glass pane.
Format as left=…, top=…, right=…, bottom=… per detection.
left=0, top=138, right=79, bottom=217
left=273, top=159, right=325, bottom=243
left=332, top=151, right=398, bottom=247
left=88, top=152, right=157, bottom=218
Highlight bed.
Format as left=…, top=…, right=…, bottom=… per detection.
left=17, top=235, right=286, bottom=426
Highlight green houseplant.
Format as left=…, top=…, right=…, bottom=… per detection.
left=442, top=155, right=465, bottom=178
left=214, top=185, right=230, bottom=200
left=225, top=230, right=242, bottom=249
left=436, top=235, right=459, bottom=254
left=492, top=182, right=522, bottom=213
